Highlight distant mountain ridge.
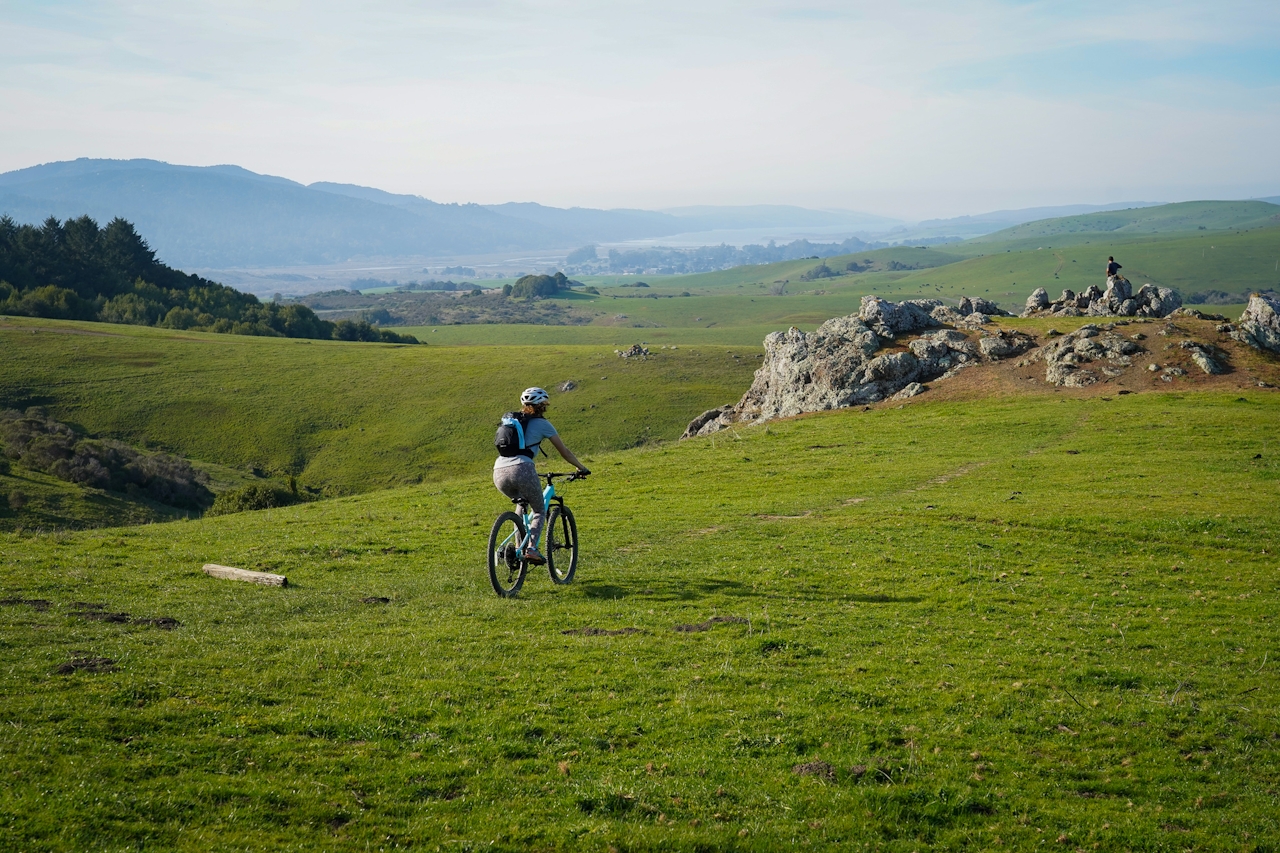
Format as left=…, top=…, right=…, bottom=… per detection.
left=3, top=159, right=1276, bottom=272
left=3, top=159, right=901, bottom=269
left=0, top=159, right=575, bottom=268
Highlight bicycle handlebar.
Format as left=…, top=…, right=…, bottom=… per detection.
left=541, top=471, right=589, bottom=483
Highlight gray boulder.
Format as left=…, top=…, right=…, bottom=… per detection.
left=815, top=315, right=880, bottom=355
left=1178, top=340, right=1228, bottom=374
left=1231, top=293, right=1280, bottom=354
left=1023, top=277, right=1182, bottom=319
left=1146, top=286, right=1182, bottom=317
left=978, top=330, right=1036, bottom=360
left=1190, top=349, right=1226, bottom=375
left=859, top=295, right=943, bottom=339
left=1041, top=324, right=1145, bottom=387
left=682, top=299, right=1004, bottom=436
left=957, top=296, right=1010, bottom=317
left=681, top=404, right=735, bottom=439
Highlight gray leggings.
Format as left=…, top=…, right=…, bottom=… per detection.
left=493, top=460, right=545, bottom=546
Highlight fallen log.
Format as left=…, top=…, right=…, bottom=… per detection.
left=202, top=564, right=288, bottom=587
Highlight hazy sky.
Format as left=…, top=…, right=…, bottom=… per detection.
left=3, top=1, right=1278, bottom=218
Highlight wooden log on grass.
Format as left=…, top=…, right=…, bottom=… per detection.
left=202, top=564, right=288, bottom=587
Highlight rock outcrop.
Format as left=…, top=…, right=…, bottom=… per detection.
left=1230, top=293, right=1280, bottom=355
left=1022, top=277, right=1181, bottom=319
left=1035, top=324, right=1144, bottom=387
left=1181, top=340, right=1227, bottom=375
left=682, top=297, right=1029, bottom=438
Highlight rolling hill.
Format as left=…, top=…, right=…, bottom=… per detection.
left=970, top=200, right=1280, bottom=242
left=0, top=316, right=757, bottom=511
left=1, top=365, right=1277, bottom=849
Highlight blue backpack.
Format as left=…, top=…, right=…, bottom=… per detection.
left=495, top=412, right=535, bottom=458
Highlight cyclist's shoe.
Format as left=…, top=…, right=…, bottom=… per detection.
left=523, top=548, right=546, bottom=565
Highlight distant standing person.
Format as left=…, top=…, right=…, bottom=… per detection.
left=1106, top=256, right=1123, bottom=278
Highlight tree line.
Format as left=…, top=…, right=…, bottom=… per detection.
left=0, top=216, right=418, bottom=343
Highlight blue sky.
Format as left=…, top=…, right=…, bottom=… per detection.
left=1, top=0, right=1277, bottom=218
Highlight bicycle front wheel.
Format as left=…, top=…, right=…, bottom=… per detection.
left=546, top=504, right=578, bottom=584
left=488, top=511, right=528, bottom=597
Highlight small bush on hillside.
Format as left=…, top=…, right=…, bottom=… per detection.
left=331, top=319, right=417, bottom=344
left=800, top=264, right=837, bottom=282
left=207, top=483, right=299, bottom=516
left=8, top=489, right=27, bottom=511
left=0, top=408, right=213, bottom=510
left=510, top=272, right=576, bottom=298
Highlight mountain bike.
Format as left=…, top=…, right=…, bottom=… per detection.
left=487, top=471, right=584, bottom=597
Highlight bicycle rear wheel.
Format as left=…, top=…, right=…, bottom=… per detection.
left=488, top=511, right=528, bottom=597
left=546, top=504, right=578, bottom=584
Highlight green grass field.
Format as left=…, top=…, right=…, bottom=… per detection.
left=556, top=224, right=1279, bottom=323
left=969, top=200, right=1280, bottom=242
left=3, top=198, right=1280, bottom=849
left=2, top=390, right=1278, bottom=850
left=560, top=203, right=1279, bottom=322
left=0, top=317, right=757, bottom=503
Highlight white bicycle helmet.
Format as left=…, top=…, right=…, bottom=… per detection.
left=520, top=387, right=550, bottom=406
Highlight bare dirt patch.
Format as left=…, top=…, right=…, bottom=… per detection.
left=792, top=760, right=836, bottom=780
left=73, top=610, right=130, bottom=623
left=674, top=615, right=750, bottom=633
left=0, top=598, right=51, bottom=611
left=56, top=654, right=116, bottom=674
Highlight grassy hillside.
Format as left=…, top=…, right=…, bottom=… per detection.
left=0, top=317, right=756, bottom=497
left=577, top=246, right=964, bottom=294
left=884, top=226, right=1280, bottom=311
left=563, top=225, right=1280, bottom=320
left=971, top=200, right=1280, bottom=242
left=2, top=390, right=1277, bottom=849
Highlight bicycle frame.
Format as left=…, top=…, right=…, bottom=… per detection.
left=512, top=474, right=570, bottom=551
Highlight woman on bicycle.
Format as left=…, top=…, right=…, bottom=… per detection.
left=493, top=387, right=590, bottom=564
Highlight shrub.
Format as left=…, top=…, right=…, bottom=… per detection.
left=0, top=409, right=213, bottom=509
left=207, top=482, right=299, bottom=516
left=0, top=456, right=9, bottom=476
left=511, top=273, right=572, bottom=299
left=378, top=329, right=419, bottom=344
left=0, top=284, right=97, bottom=320
left=8, top=489, right=27, bottom=511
